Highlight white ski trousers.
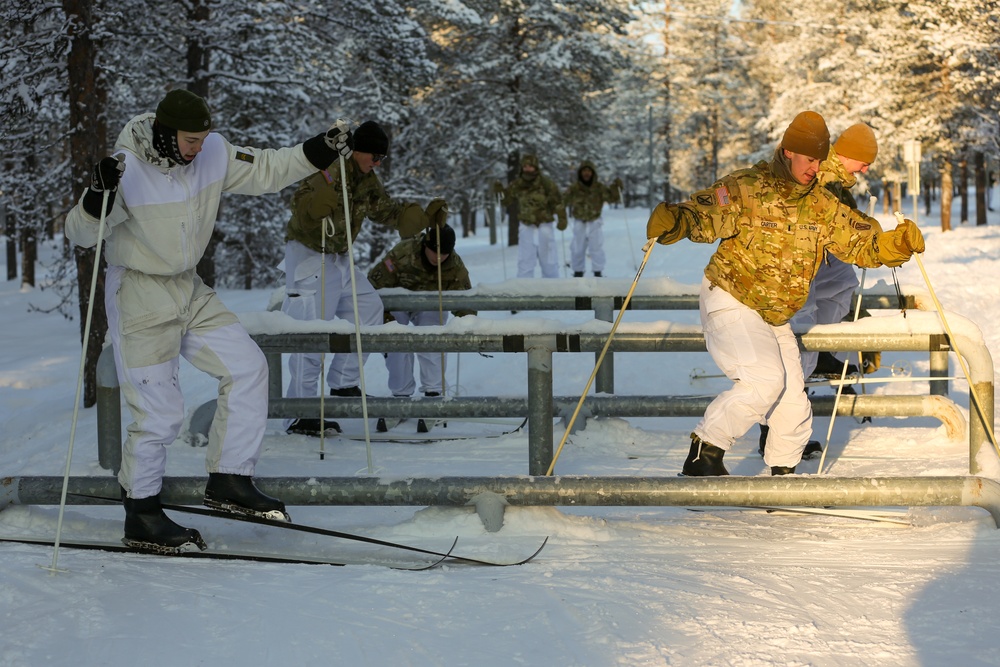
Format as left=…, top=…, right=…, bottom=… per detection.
left=384, top=309, right=449, bottom=396
left=517, top=221, right=560, bottom=278
left=789, top=257, right=859, bottom=377
left=106, top=266, right=268, bottom=499
left=693, top=278, right=813, bottom=468
left=570, top=217, right=605, bottom=274
left=281, top=240, right=382, bottom=410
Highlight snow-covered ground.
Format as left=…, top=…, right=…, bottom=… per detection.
left=3, top=193, right=1000, bottom=666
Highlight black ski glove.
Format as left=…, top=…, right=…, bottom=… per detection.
left=82, top=155, right=125, bottom=218
left=303, top=119, right=353, bottom=170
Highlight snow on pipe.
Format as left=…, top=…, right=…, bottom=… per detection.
left=4, top=475, right=1000, bottom=529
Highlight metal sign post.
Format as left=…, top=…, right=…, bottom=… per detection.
left=903, top=140, right=922, bottom=224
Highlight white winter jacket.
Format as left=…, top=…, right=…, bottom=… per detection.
left=65, top=113, right=317, bottom=276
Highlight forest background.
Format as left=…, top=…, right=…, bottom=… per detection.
left=2, top=0, right=999, bottom=403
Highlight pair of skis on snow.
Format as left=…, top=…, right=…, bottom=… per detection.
left=0, top=495, right=548, bottom=569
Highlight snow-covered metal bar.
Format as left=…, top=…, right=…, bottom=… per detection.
left=5, top=475, right=1000, bottom=530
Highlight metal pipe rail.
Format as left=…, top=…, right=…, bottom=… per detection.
left=377, top=291, right=917, bottom=314
left=376, top=290, right=927, bottom=396
left=95, top=324, right=993, bottom=476
left=5, top=475, right=1000, bottom=530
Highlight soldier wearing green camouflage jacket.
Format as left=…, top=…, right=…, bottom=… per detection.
left=281, top=120, right=446, bottom=436
left=563, top=160, right=622, bottom=277
left=645, top=111, right=924, bottom=477
left=368, top=225, right=474, bottom=398
left=492, top=154, right=568, bottom=278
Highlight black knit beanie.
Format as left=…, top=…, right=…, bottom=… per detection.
left=424, top=224, right=456, bottom=255
left=352, top=121, right=389, bottom=155
left=155, top=90, right=212, bottom=132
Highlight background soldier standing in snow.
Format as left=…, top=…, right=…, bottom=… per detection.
left=64, top=89, right=352, bottom=553
left=492, top=154, right=568, bottom=278
left=282, top=120, right=444, bottom=436
left=646, top=110, right=925, bottom=477
left=760, top=122, right=884, bottom=460
left=563, top=160, right=622, bottom=277
left=367, top=223, right=474, bottom=430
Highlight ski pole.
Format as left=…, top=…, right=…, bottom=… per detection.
left=340, top=154, right=375, bottom=473
left=546, top=237, right=657, bottom=475
left=51, top=159, right=121, bottom=574
left=560, top=228, right=568, bottom=277
left=434, top=223, right=446, bottom=396
left=497, top=194, right=508, bottom=281
left=318, top=213, right=332, bottom=461
left=895, top=211, right=1000, bottom=458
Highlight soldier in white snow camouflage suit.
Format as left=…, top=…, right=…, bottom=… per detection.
left=646, top=111, right=924, bottom=476
left=65, top=89, right=352, bottom=552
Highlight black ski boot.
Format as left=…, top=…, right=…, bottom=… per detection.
left=573, top=271, right=584, bottom=277
left=122, top=494, right=207, bottom=554
left=813, top=351, right=858, bottom=377
left=593, top=271, right=602, bottom=277
left=330, top=385, right=363, bottom=397
left=771, top=466, right=796, bottom=475
left=204, top=473, right=290, bottom=522
left=801, top=441, right=823, bottom=459
left=287, top=418, right=341, bottom=436
left=760, top=425, right=822, bottom=460
left=681, top=434, right=729, bottom=476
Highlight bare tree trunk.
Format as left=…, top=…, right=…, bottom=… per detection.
left=958, top=158, right=968, bottom=223
left=4, top=203, right=15, bottom=281
left=924, top=175, right=933, bottom=216
left=975, top=151, right=987, bottom=226
left=64, top=0, right=108, bottom=408
left=20, top=224, right=36, bottom=288
left=940, top=160, right=953, bottom=232
left=661, top=0, right=672, bottom=201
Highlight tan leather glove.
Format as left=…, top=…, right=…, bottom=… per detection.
left=876, top=219, right=925, bottom=267
left=490, top=180, right=505, bottom=196
left=646, top=203, right=683, bottom=244
left=425, top=198, right=449, bottom=227
left=397, top=203, right=429, bottom=238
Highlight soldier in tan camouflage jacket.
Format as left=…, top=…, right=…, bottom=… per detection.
left=368, top=224, right=474, bottom=398
left=563, top=160, right=622, bottom=277
left=762, top=122, right=883, bottom=461
left=646, top=111, right=924, bottom=476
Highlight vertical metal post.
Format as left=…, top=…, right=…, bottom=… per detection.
left=593, top=298, right=615, bottom=394
left=96, top=345, right=122, bottom=474
left=266, top=352, right=283, bottom=402
left=970, top=380, right=996, bottom=475
left=929, top=350, right=949, bottom=396
left=526, top=341, right=554, bottom=475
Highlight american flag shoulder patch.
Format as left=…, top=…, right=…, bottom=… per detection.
left=715, top=186, right=730, bottom=206
left=384, top=258, right=396, bottom=273
left=235, top=151, right=255, bottom=164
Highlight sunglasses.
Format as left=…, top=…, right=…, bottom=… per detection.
left=371, top=154, right=386, bottom=164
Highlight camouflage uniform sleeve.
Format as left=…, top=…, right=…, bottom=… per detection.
left=672, top=173, right=746, bottom=244
left=821, top=194, right=885, bottom=268
left=606, top=181, right=622, bottom=205
left=367, top=247, right=402, bottom=289
left=448, top=256, right=476, bottom=317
